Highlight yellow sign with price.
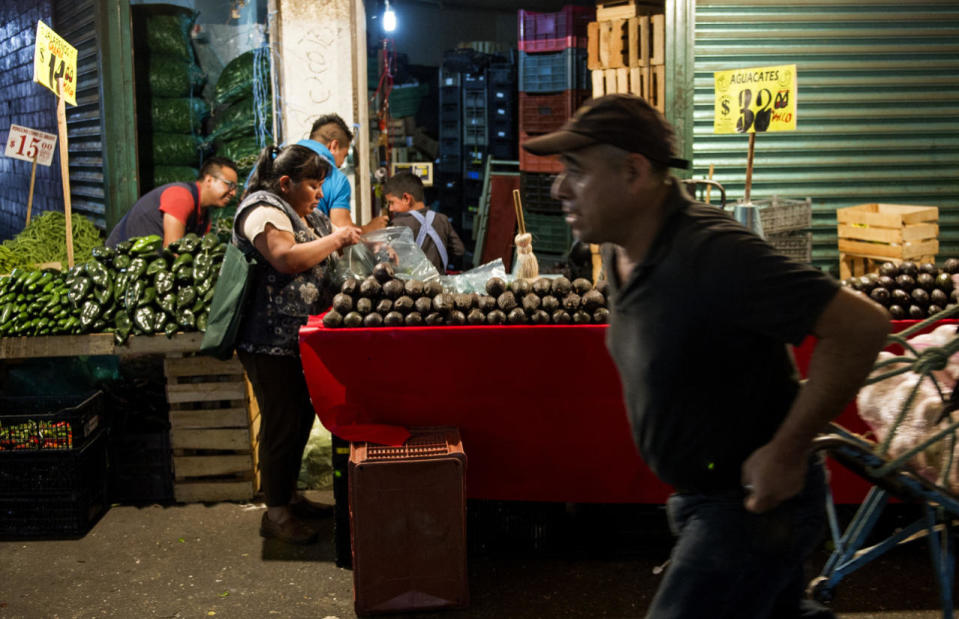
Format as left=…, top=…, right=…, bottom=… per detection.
left=713, top=64, right=796, bottom=134
left=32, top=20, right=77, bottom=106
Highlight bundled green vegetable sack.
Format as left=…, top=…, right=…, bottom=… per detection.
left=152, top=132, right=201, bottom=166
left=0, top=212, right=102, bottom=273
left=152, top=165, right=199, bottom=187
left=210, top=96, right=272, bottom=142
left=149, top=97, right=209, bottom=134
left=148, top=56, right=205, bottom=97
left=146, top=11, right=196, bottom=61
left=215, top=135, right=260, bottom=163
left=214, top=48, right=270, bottom=107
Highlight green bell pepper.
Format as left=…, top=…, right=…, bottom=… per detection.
left=126, top=257, right=148, bottom=279
left=176, top=308, right=196, bottom=329
left=130, top=235, right=163, bottom=256
left=154, top=270, right=175, bottom=295
left=67, top=276, right=92, bottom=307
left=200, top=232, right=220, bottom=252
left=163, top=321, right=178, bottom=338
left=146, top=256, right=169, bottom=276
left=84, top=260, right=110, bottom=288
left=124, top=279, right=146, bottom=311
left=79, top=299, right=102, bottom=329
left=134, top=306, right=156, bottom=334
left=176, top=286, right=197, bottom=310
left=158, top=292, right=177, bottom=315
left=140, top=286, right=157, bottom=307
left=113, top=254, right=132, bottom=270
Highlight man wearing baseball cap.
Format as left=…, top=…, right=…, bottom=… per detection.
left=524, top=94, right=889, bottom=618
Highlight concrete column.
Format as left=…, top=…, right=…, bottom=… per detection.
left=269, top=0, right=370, bottom=225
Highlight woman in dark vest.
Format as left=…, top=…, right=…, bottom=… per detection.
left=234, top=144, right=361, bottom=544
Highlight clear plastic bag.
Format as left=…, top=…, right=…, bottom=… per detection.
left=440, top=258, right=508, bottom=294
left=334, top=226, right=440, bottom=284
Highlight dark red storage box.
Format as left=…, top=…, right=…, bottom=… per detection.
left=350, top=428, right=469, bottom=615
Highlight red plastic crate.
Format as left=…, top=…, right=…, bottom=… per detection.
left=518, top=5, right=595, bottom=53
left=519, top=131, right=564, bottom=173
left=350, top=428, right=469, bottom=615
left=519, top=90, right=591, bottom=134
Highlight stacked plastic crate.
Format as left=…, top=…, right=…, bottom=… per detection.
left=461, top=72, right=489, bottom=240
left=436, top=67, right=463, bottom=231
left=518, top=5, right=594, bottom=267
left=586, top=0, right=666, bottom=111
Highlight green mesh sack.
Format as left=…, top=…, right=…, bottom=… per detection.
left=152, top=133, right=201, bottom=166
left=148, top=56, right=206, bottom=97
left=210, top=96, right=272, bottom=142
left=215, top=136, right=262, bottom=164
left=152, top=165, right=198, bottom=187
left=150, top=97, right=209, bottom=134
left=214, top=49, right=270, bottom=107
left=146, top=11, right=196, bottom=61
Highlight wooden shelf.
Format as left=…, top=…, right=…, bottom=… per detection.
left=0, top=332, right=203, bottom=360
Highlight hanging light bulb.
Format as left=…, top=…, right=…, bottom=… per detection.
left=383, top=0, right=397, bottom=33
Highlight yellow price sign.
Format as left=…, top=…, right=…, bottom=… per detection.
left=713, top=64, right=796, bottom=135
left=33, top=20, right=77, bottom=106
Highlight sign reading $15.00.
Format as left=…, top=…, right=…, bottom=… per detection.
left=32, top=20, right=77, bottom=106
left=713, top=64, right=796, bottom=134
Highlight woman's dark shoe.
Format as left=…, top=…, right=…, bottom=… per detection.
left=259, top=512, right=319, bottom=544
left=289, top=498, right=334, bottom=520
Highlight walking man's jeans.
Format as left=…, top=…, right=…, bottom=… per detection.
left=645, top=455, right=834, bottom=619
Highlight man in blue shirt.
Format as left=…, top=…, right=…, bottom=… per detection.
left=298, top=114, right=388, bottom=234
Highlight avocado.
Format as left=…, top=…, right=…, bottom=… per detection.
left=343, top=311, right=363, bottom=328
left=593, top=307, right=610, bottom=323
left=376, top=298, right=393, bottom=314
left=332, top=293, right=353, bottom=314
left=573, top=310, right=591, bottom=324
left=551, top=276, right=572, bottom=297
left=404, top=279, right=424, bottom=298
left=917, top=272, right=936, bottom=291
left=425, top=312, right=445, bottom=326
left=415, top=296, right=432, bottom=314
left=359, top=276, right=382, bottom=298
left=449, top=310, right=467, bottom=325
left=541, top=295, right=560, bottom=312
left=532, top=278, right=552, bottom=296
left=467, top=309, right=486, bottom=325
left=372, top=262, right=395, bottom=284
left=522, top=294, right=541, bottom=314
left=878, top=262, right=899, bottom=278
left=394, top=295, right=415, bottom=314
left=562, top=293, right=582, bottom=311
left=382, top=279, right=405, bottom=300
left=869, top=287, right=890, bottom=306
left=340, top=278, right=359, bottom=297
left=551, top=309, right=571, bottom=324
left=363, top=312, right=384, bottom=327
left=531, top=309, right=550, bottom=324
left=432, top=293, right=454, bottom=314
left=424, top=280, right=444, bottom=297
left=476, top=295, right=497, bottom=313
left=895, top=274, right=916, bottom=292
left=507, top=307, right=527, bottom=324
left=572, top=278, right=592, bottom=295
left=404, top=311, right=424, bottom=326
left=911, top=288, right=930, bottom=307
left=900, top=261, right=919, bottom=278
left=511, top=279, right=531, bottom=296
left=497, top=291, right=518, bottom=312
left=887, top=304, right=905, bottom=320
left=486, top=277, right=507, bottom=297
left=582, top=290, right=606, bottom=313
left=944, top=258, right=959, bottom=275
left=384, top=311, right=404, bottom=326
left=322, top=310, right=343, bottom=328
left=936, top=272, right=954, bottom=292
left=356, top=297, right=374, bottom=315
left=486, top=309, right=506, bottom=325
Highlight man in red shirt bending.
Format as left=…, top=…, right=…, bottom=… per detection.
left=106, top=157, right=238, bottom=248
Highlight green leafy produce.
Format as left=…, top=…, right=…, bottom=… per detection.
left=0, top=212, right=103, bottom=273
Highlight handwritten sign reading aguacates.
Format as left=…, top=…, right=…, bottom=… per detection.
left=713, top=64, right=797, bottom=135
left=32, top=20, right=77, bottom=106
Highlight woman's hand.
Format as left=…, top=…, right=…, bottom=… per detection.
left=331, top=224, right=362, bottom=249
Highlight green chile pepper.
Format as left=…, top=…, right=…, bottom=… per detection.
left=130, top=235, right=163, bottom=255
left=90, top=246, right=115, bottom=262
left=134, top=306, right=156, bottom=334
left=176, top=286, right=197, bottom=310
left=197, top=279, right=214, bottom=297
left=159, top=292, right=177, bottom=315
left=126, top=257, right=148, bottom=279
left=93, top=286, right=112, bottom=306
left=154, top=309, right=169, bottom=332
left=84, top=260, right=110, bottom=288
left=172, top=253, right=194, bottom=270
left=67, top=276, right=92, bottom=307
left=146, top=256, right=169, bottom=276
left=0, top=302, right=14, bottom=325
left=114, top=311, right=132, bottom=344
left=115, top=240, right=133, bottom=255
left=154, top=270, right=175, bottom=295
left=79, top=299, right=102, bottom=329
left=176, top=308, right=195, bottom=329
left=163, top=321, right=178, bottom=338
left=200, top=232, right=220, bottom=252
left=178, top=233, right=200, bottom=254
left=140, top=286, right=157, bottom=307
left=175, top=264, right=193, bottom=282
left=124, top=279, right=146, bottom=311
left=113, top=254, right=132, bottom=270
left=196, top=311, right=208, bottom=332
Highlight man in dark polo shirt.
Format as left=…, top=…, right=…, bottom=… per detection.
left=523, top=95, right=890, bottom=618
left=106, top=157, right=238, bottom=248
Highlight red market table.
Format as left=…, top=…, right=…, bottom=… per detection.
left=299, top=317, right=671, bottom=503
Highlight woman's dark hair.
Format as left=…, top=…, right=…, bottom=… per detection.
left=243, top=144, right=331, bottom=199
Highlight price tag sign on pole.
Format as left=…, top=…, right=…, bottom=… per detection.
left=5, top=124, right=57, bottom=226
left=32, top=20, right=77, bottom=106
left=713, top=64, right=797, bottom=203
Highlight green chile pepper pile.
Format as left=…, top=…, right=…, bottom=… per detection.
left=0, top=231, right=227, bottom=343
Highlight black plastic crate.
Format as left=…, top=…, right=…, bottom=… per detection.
left=0, top=430, right=109, bottom=540
left=487, top=63, right=516, bottom=88
left=521, top=171, right=562, bottom=213
left=0, top=391, right=104, bottom=451
left=489, top=138, right=517, bottom=160
left=110, top=431, right=173, bottom=504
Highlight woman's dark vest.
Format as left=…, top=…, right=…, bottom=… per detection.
left=232, top=190, right=336, bottom=356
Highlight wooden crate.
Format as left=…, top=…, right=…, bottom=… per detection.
left=165, top=354, right=261, bottom=503
left=836, top=203, right=939, bottom=278
left=587, top=15, right=664, bottom=70
left=595, top=0, right=664, bottom=21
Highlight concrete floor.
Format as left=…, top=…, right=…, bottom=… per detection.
left=0, top=491, right=953, bottom=619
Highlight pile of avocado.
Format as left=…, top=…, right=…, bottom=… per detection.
left=322, top=262, right=609, bottom=328
left=844, top=258, right=959, bottom=320
left=0, top=232, right=226, bottom=343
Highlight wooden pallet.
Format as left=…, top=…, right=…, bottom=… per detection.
left=591, top=64, right=664, bottom=112
left=166, top=354, right=261, bottom=503
left=587, top=15, right=664, bottom=70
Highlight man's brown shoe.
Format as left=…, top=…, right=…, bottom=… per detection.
left=289, top=499, right=334, bottom=520
left=259, top=512, right=318, bottom=545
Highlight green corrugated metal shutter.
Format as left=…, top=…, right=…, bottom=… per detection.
left=692, top=0, right=959, bottom=274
